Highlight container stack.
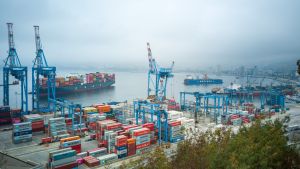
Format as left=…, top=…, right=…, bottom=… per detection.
left=115, top=135, right=128, bottom=158
left=241, top=116, right=250, bottom=124
left=12, top=122, right=32, bottom=144
left=167, top=110, right=183, bottom=120
left=23, top=114, right=44, bottom=132
left=96, top=120, right=115, bottom=146
left=127, top=138, right=136, bottom=157
left=0, top=106, right=11, bottom=125
left=167, top=120, right=184, bottom=143
left=98, top=121, right=122, bottom=152
left=60, top=136, right=81, bottom=153
left=11, top=108, right=21, bottom=124
left=168, top=99, right=180, bottom=111
left=87, top=147, right=107, bottom=157
left=96, top=105, right=111, bottom=114
left=177, top=117, right=195, bottom=135
left=97, top=153, right=118, bottom=166
left=83, top=107, right=98, bottom=118
left=48, top=117, right=70, bottom=139
left=87, top=114, right=106, bottom=130
left=48, top=148, right=78, bottom=169
left=102, top=107, right=115, bottom=120
left=243, top=103, right=255, bottom=114
left=107, top=131, right=117, bottom=153
left=142, top=123, right=156, bottom=144
left=229, top=114, right=242, bottom=126
left=83, top=156, right=100, bottom=168
left=132, top=128, right=151, bottom=154
left=76, top=152, right=87, bottom=165
left=114, top=109, right=126, bottom=124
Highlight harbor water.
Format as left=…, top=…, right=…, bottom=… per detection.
left=0, top=70, right=278, bottom=109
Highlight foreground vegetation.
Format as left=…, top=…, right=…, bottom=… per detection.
left=122, top=120, right=300, bottom=169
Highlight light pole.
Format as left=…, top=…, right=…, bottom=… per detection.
left=15, top=91, right=20, bottom=108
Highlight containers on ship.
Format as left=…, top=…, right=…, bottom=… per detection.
left=12, top=122, right=32, bottom=144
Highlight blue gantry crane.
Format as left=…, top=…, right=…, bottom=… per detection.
left=3, top=23, right=28, bottom=115
left=133, top=100, right=168, bottom=144
left=146, top=42, right=174, bottom=101
left=32, top=25, right=56, bottom=112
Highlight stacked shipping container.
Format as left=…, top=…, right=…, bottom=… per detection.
left=23, top=114, right=44, bottom=132
left=48, top=148, right=78, bottom=169
left=166, top=120, right=185, bottom=143
left=132, top=128, right=151, bottom=154
left=60, top=136, right=81, bottom=153
left=12, top=122, right=32, bottom=144
left=115, top=135, right=127, bottom=158
left=0, top=106, right=11, bottom=125
left=48, top=117, right=70, bottom=139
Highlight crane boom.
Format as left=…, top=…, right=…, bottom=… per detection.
left=147, top=42, right=156, bottom=74
left=34, top=26, right=42, bottom=52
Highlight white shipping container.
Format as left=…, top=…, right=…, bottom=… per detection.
left=167, top=111, right=183, bottom=120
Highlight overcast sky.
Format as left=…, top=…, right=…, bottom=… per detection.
left=0, top=0, right=299, bottom=71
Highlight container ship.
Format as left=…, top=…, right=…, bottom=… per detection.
left=39, top=72, right=115, bottom=96
left=184, top=74, right=223, bottom=85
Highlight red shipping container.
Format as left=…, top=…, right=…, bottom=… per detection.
left=83, top=156, right=99, bottom=167
left=71, top=144, right=81, bottom=153
left=136, top=141, right=150, bottom=149
left=77, top=158, right=84, bottom=165
left=122, top=124, right=138, bottom=131
left=169, top=121, right=181, bottom=127
left=106, top=123, right=122, bottom=130
left=133, top=128, right=150, bottom=136
left=0, top=112, right=11, bottom=117
left=142, top=123, right=155, bottom=131
left=127, top=142, right=136, bottom=156
left=41, top=137, right=52, bottom=143
left=116, top=135, right=128, bottom=147
left=54, top=161, right=78, bottom=169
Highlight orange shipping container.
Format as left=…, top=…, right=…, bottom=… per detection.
left=127, top=138, right=136, bottom=144
left=60, top=136, right=80, bottom=144
left=96, top=105, right=111, bottom=113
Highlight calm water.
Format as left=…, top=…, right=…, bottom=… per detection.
left=0, top=70, right=278, bottom=109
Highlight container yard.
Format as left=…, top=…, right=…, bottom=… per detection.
left=1, top=1, right=300, bottom=168
left=0, top=28, right=297, bottom=168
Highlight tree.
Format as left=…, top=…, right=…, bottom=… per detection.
left=122, top=120, right=300, bottom=169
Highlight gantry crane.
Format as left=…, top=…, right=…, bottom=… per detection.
left=3, top=23, right=28, bottom=115
left=146, top=42, right=174, bottom=101
left=32, top=25, right=56, bottom=112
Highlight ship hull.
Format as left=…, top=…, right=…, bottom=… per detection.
left=184, top=79, right=223, bottom=85
left=39, top=80, right=115, bottom=96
